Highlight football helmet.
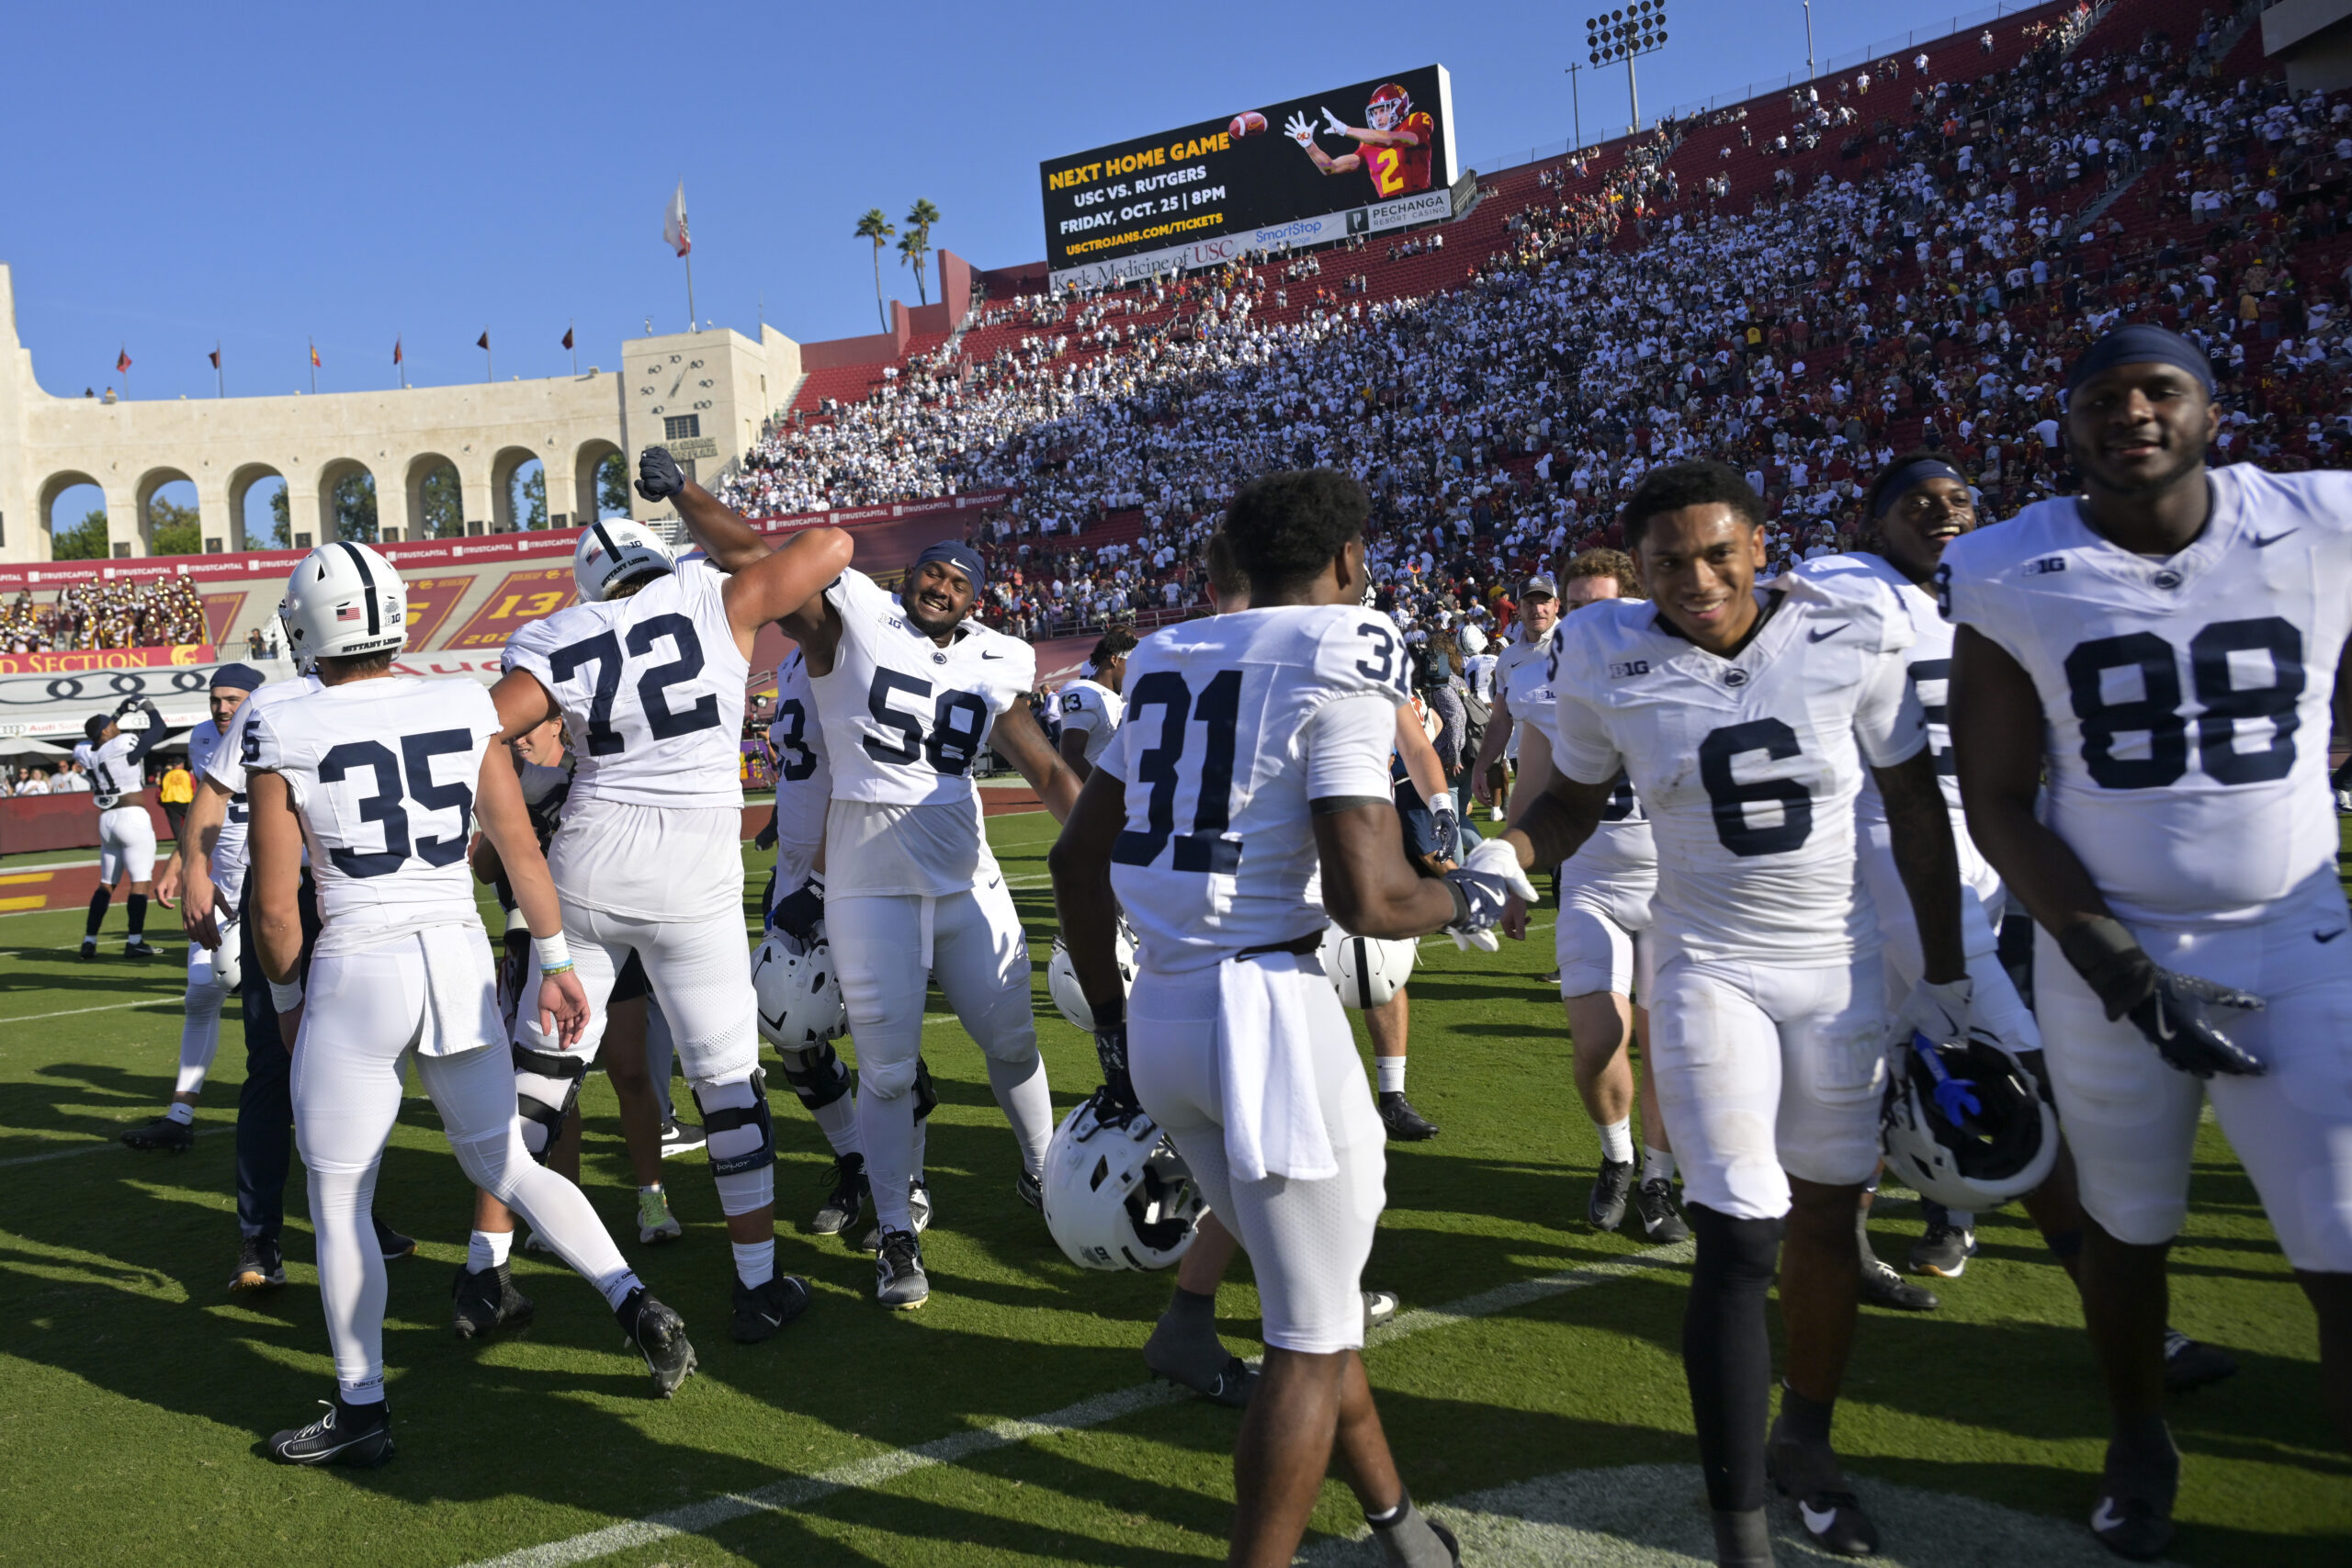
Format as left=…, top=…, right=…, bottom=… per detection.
left=1367, top=83, right=1412, bottom=132
left=750, top=931, right=846, bottom=1050
left=1042, top=1090, right=1205, bottom=1272
left=573, top=517, right=675, bottom=603
left=1046, top=918, right=1138, bottom=1033
left=279, top=542, right=407, bottom=667
left=1322, top=923, right=1417, bottom=1010
left=1881, top=1030, right=2058, bottom=1211
left=209, top=918, right=243, bottom=995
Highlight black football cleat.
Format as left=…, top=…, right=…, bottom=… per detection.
left=1860, top=1255, right=1939, bottom=1312
left=267, top=1397, right=393, bottom=1468
left=1379, top=1091, right=1440, bottom=1141
left=1634, top=1176, right=1690, bottom=1243
left=875, top=1227, right=929, bottom=1310
left=450, top=1263, right=535, bottom=1340
left=230, top=1233, right=285, bottom=1292
left=1768, top=1416, right=1880, bottom=1556
left=2163, top=1328, right=2238, bottom=1393
left=2090, top=1434, right=2181, bottom=1562
left=616, top=1288, right=697, bottom=1396
left=123, top=939, right=162, bottom=960
left=1711, top=1506, right=1774, bottom=1568
left=1015, top=1168, right=1044, bottom=1212
left=120, top=1114, right=194, bottom=1152
left=732, top=1273, right=812, bottom=1343
left=373, top=1216, right=416, bottom=1262
left=1587, top=1157, right=1634, bottom=1232
left=1144, top=1311, right=1257, bottom=1408
left=811, top=1153, right=867, bottom=1236
left=77, top=938, right=96, bottom=963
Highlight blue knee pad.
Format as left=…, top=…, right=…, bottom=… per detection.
left=693, top=1068, right=775, bottom=1178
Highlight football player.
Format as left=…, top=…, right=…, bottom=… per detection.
left=495, top=507, right=844, bottom=1344
left=1500, top=461, right=1971, bottom=1565
left=649, top=450, right=1083, bottom=1313
left=1468, top=575, right=1563, bottom=851
left=1944, top=325, right=2352, bottom=1559
left=247, top=543, right=694, bottom=1466
left=125, top=664, right=265, bottom=1151
left=74, top=696, right=166, bottom=960
left=1368, top=700, right=1456, bottom=1140
left=1056, top=626, right=1136, bottom=782
left=1499, top=550, right=1687, bottom=1244
left=1053, top=469, right=1524, bottom=1568
left=1283, top=83, right=1438, bottom=201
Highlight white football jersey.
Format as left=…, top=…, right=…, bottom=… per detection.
left=185, top=718, right=241, bottom=898
left=1941, top=466, right=2352, bottom=926
left=504, top=560, right=748, bottom=811
left=767, top=648, right=831, bottom=873
left=1105, top=604, right=1408, bottom=973
left=1057, top=676, right=1125, bottom=766
left=207, top=676, right=321, bottom=901
left=1464, top=651, right=1499, bottom=703
left=74, top=731, right=148, bottom=810
left=1550, top=573, right=1927, bottom=966
left=1515, top=619, right=1654, bottom=877
left=244, top=676, right=501, bottom=957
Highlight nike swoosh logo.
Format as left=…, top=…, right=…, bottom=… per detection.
left=2091, top=1498, right=2125, bottom=1533
left=2152, top=998, right=2176, bottom=1042
left=2318, top=929, right=2346, bottom=943
left=981, top=651, right=1004, bottom=660
left=1808, top=624, right=1849, bottom=642
left=1800, top=1502, right=1840, bottom=1535
left=2251, top=529, right=2300, bottom=548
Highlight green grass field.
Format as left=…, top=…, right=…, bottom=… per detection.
left=0, top=810, right=2344, bottom=1566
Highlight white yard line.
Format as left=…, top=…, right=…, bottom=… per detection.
left=0, top=1124, right=224, bottom=1168
left=458, top=1237, right=1695, bottom=1568
left=0, top=996, right=180, bottom=1026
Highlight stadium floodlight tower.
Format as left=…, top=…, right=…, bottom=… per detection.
left=1588, top=2, right=1668, bottom=134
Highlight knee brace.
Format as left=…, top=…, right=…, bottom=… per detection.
left=692, top=1068, right=775, bottom=1178
left=511, top=1045, right=586, bottom=1162
left=777, top=1042, right=853, bottom=1113
left=912, top=1055, right=937, bottom=1124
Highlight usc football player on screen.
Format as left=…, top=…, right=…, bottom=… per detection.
left=1284, top=83, right=1436, bottom=200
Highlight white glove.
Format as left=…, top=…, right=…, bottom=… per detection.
left=1284, top=111, right=1317, bottom=148
left=1895, top=976, right=1974, bottom=1047
left=1442, top=838, right=1538, bottom=953
left=1321, top=106, right=1350, bottom=137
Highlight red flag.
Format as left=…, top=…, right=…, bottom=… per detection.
left=477, top=331, right=491, bottom=351
left=561, top=326, right=574, bottom=350
left=663, top=181, right=691, bottom=257
left=393, top=336, right=403, bottom=365
left=310, top=341, right=322, bottom=368
left=116, top=346, right=131, bottom=374
left=207, top=347, right=220, bottom=369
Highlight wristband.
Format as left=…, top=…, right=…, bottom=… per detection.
left=1427, top=790, right=1456, bottom=818
left=268, top=976, right=304, bottom=1012
left=1091, top=996, right=1125, bottom=1033
left=533, top=932, right=575, bottom=976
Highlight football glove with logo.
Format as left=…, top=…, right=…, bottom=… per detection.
left=636, top=446, right=686, bottom=502
left=1091, top=998, right=1139, bottom=1115
left=1895, top=976, right=1973, bottom=1048
left=1283, top=111, right=1317, bottom=148
left=770, top=873, right=826, bottom=942
left=1442, top=838, right=1537, bottom=953
left=2058, top=916, right=2266, bottom=1078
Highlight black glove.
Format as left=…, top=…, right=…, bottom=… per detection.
left=753, top=812, right=778, bottom=851
left=770, top=873, right=825, bottom=942
left=1091, top=997, right=1139, bottom=1114
left=2058, top=917, right=2266, bottom=1079
left=635, top=446, right=685, bottom=502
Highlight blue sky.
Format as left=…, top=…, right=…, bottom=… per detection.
left=6, top=0, right=2007, bottom=405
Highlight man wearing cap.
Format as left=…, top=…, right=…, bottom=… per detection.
left=1945, top=323, right=2352, bottom=1558
left=1468, top=573, right=1562, bottom=832
left=74, top=695, right=166, bottom=962
left=660, top=457, right=1084, bottom=1312
left=125, top=664, right=263, bottom=1151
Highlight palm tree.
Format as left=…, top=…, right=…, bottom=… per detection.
left=897, top=231, right=929, bottom=307
left=854, top=209, right=895, bottom=330
left=901, top=198, right=941, bottom=306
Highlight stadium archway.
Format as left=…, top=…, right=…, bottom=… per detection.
left=135, top=468, right=203, bottom=556
left=227, top=463, right=284, bottom=553
left=314, top=458, right=379, bottom=545
left=575, top=438, right=624, bottom=525
left=491, top=446, right=542, bottom=533
left=403, top=453, right=466, bottom=540
left=39, top=471, right=106, bottom=560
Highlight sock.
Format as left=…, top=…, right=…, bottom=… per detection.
left=1945, top=1210, right=1975, bottom=1230
left=1365, top=1492, right=1453, bottom=1568
left=1683, top=1203, right=1784, bottom=1515
left=861, top=1092, right=921, bottom=1234
left=165, top=1101, right=195, bottom=1126
left=810, top=1093, right=863, bottom=1159
left=1377, top=1056, right=1408, bottom=1094
left=338, top=1376, right=387, bottom=1407
left=598, top=1268, right=644, bottom=1311
left=125, top=893, right=147, bottom=939
left=2108, top=1413, right=2180, bottom=1490
left=732, top=1238, right=775, bottom=1290
left=1854, top=1198, right=1881, bottom=1263
left=468, top=1228, right=512, bottom=1274
left=84, top=887, right=110, bottom=940
left=1643, top=1145, right=1676, bottom=1184
left=983, top=1054, right=1055, bottom=1177
left=1779, top=1382, right=1836, bottom=1446
left=175, top=978, right=222, bottom=1096
left=1598, top=1116, right=1634, bottom=1164
left=1163, top=1286, right=1216, bottom=1326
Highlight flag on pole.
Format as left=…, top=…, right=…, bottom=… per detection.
left=207, top=347, right=220, bottom=369
left=477, top=331, right=490, bottom=351
left=663, top=181, right=691, bottom=257
left=310, top=341, right=322, bottom=368
left=392, top=336, right=403, bottom=365
left=116, top=346, right=131, bottom=374
left=561, top=326, right=574, bottom=350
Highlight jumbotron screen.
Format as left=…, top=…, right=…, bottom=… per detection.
left=1041, top=64, right=1457, bottom=288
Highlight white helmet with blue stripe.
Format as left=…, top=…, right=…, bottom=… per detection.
left=573, top=516, right=676, bottom=603
left=278, top=541, right=407, bottom=670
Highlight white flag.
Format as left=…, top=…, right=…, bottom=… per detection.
left=663, top=180, right=691, bottom=257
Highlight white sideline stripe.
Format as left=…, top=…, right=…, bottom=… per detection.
left=0, top=996, right=181, bottom=1026
left=458, top=1238, right=1696, bottom=1568
left=0, top=1125, right=225, bottom=1168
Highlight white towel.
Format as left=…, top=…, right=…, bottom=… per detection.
left=1216, top=953, right=1337, bottom=1184
left=416, top=924, right=504, bottom=1058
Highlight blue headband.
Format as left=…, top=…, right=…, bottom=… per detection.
left=2065, top=324, right=2215, bottom=398
left=1872, top=459, right=1968, bottom=519
left=209, top=662, right=266, bottom=693
left=912, top=541, right=986, bottom=590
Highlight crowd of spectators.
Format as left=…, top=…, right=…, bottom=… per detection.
left=712, top=1, right=2325, bottom=649
left=0, top=578, right=210, bottom=653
